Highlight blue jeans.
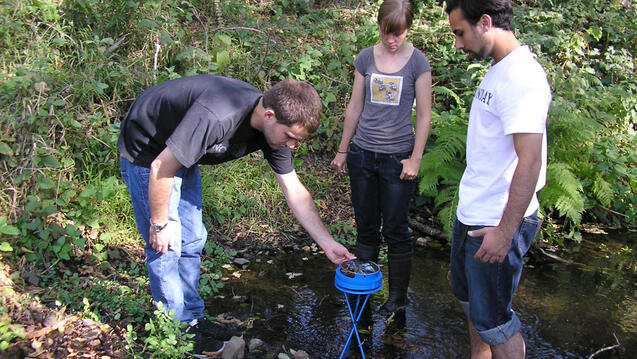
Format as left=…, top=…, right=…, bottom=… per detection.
left=346, top=143, right=416, bottom=255
left=450, top=213, right=539, bottom=345
left=120, top=157, right=207, bottom=322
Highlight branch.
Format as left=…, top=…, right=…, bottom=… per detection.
left=321, top=73, right=352, bottom=88
left=105, top=33, right=129, bottom=56
left=210, top=26, right=290, bottom=56
left=408, top=217, right=447, bottom=240
left=153, top=41, right=160, bottom=80
left=528, top=241, right=572, bottom=265
left=598, top=205, right=629, bottom=218
left=589, top=333, right=621, bottom=358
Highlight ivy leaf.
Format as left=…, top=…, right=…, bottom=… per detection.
left=41, top=156, right=60, bottom=168
left=322, top=92, right=336, bottom=107
left=38, top=177, right=56, bottom=190
left=0, top=242, right=13, bottom=252
left=0, top=141, right=13, bottom=156
left=214, top=33, right=232, bottom=47
left=1, top=225, right=20, bottom=236
left=586, top=27, right=602, bottom=42
left=216, top=50, right=230, bottom=71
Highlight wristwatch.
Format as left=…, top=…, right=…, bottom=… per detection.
left=151, top=221, right=168, bottom=233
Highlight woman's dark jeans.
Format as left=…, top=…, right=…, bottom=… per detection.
left=346, top=143, right=416, bottom=255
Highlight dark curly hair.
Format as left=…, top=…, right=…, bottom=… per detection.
left=445, top=0, right=514, bottom=31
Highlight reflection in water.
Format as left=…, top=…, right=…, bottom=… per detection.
left=207, top=233, right=637, bottom=358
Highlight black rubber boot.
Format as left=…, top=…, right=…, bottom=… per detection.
left=379, top=251, right=413, bottom=317
left=353, top=241, right=380, bottom=330
left=355, top=242, right=380, bottom=263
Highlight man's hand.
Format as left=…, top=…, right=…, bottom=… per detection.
left=149, top=223, right=173, bottom=254
left=470, top=226, right=512, bottom=264
left=320, top=240, right=356, bottom=264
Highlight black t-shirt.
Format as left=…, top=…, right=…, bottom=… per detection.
left=117, top=75, right=294, bottom=174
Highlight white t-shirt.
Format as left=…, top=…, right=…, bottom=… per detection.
left=457, top=46, right=552, bottom=226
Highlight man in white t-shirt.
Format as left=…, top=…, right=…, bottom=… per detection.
left=445, top=0, right=551, bottom=357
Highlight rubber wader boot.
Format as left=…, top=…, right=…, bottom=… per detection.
left=379, top=251, right=413, bottom=317
left=353, top=242, right=380, bottom=329
left=354, top=242, right=380, bottom=263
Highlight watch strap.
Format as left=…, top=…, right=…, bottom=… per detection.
left=151, top=221, right=169, bottom=233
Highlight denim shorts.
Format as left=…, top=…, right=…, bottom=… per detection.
left=450, top=212, right=539, bottom=345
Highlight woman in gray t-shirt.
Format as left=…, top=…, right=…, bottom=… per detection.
left=331, top=0, right=432, bottom=317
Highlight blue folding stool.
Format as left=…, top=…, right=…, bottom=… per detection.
left=334, top=260, right=383, bottom=359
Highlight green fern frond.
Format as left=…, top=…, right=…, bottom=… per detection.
left=418, top=170, right=440, bottom=196
left=592, top=174, right=613, bottom=207
left=421, top=127, right=466, bottom=166
left=437, top=188, right=458, bottom=240
left=539, top=162, right=585, bottom=225
left=419, top=116, right=466, bottom=182
left=551, top=162, right=583, bottom=194
left=432, top=85, right=463, bottom=108
left=415, top=110, right=466, bottom=239
left=438, top=164, right=465, bottom=185
left=555, top=196, right=584, bottom=224
left=435, top=185, right=459, bottom=209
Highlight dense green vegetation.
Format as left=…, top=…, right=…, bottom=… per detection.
left=0, top=0, right=635, bottom=356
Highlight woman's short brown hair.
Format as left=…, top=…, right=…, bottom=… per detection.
left=262, top=79, right=322, bottom=133
left=378, top=0, right=414, bottom=35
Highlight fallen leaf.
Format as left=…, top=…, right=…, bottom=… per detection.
left=285, top=272, right=302, bottom=279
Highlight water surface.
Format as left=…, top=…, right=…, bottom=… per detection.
left=207, top=231, right=637, bottom=358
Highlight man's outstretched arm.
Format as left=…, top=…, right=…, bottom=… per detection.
left=275, top=170, right=356, bottom=264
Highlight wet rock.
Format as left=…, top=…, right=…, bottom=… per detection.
left=221, top=336, right=245, bottom=359
left=31, top=338, right=42, bottom=351
left=415, top=237, right=428, bottom=247
left=25, top=272, right=40, bottom=286
left=248, top=338, right=263, bottom=351
left=107, top=248, right=121, bottom=260
left=81, top=319, right=98, bottom=327
left=232, top=295, right=247, bottom=302
left=233, top=258, right=250, bottom=267
left=42, top=313, right=58, bottom=327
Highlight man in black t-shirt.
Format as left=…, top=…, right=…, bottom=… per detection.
left=118, top=75, right=355, bottom=354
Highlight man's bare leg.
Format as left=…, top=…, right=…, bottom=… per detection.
left=468, top=320, right=491, bottom=359
left=492, top=331, right=525, bottom=359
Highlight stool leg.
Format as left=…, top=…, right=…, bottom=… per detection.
left=340, top=293, right=356, bottom=359
left=355, top=295, right=370, bottom=358
left=340, top=293, right=371, bottom=359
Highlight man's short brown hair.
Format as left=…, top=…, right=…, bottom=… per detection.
left=262, top=79, right=322, bottom=133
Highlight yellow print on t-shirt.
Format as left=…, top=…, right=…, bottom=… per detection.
left=370, top=73, right=403, bottom=106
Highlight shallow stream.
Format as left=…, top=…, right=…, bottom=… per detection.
left=208, top=230, right=637, bottom=358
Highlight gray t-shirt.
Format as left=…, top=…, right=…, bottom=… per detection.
left=353, top=46, right=430, bottom=153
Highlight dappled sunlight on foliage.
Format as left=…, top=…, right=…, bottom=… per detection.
left=0, top=0, right=635, bottom=356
